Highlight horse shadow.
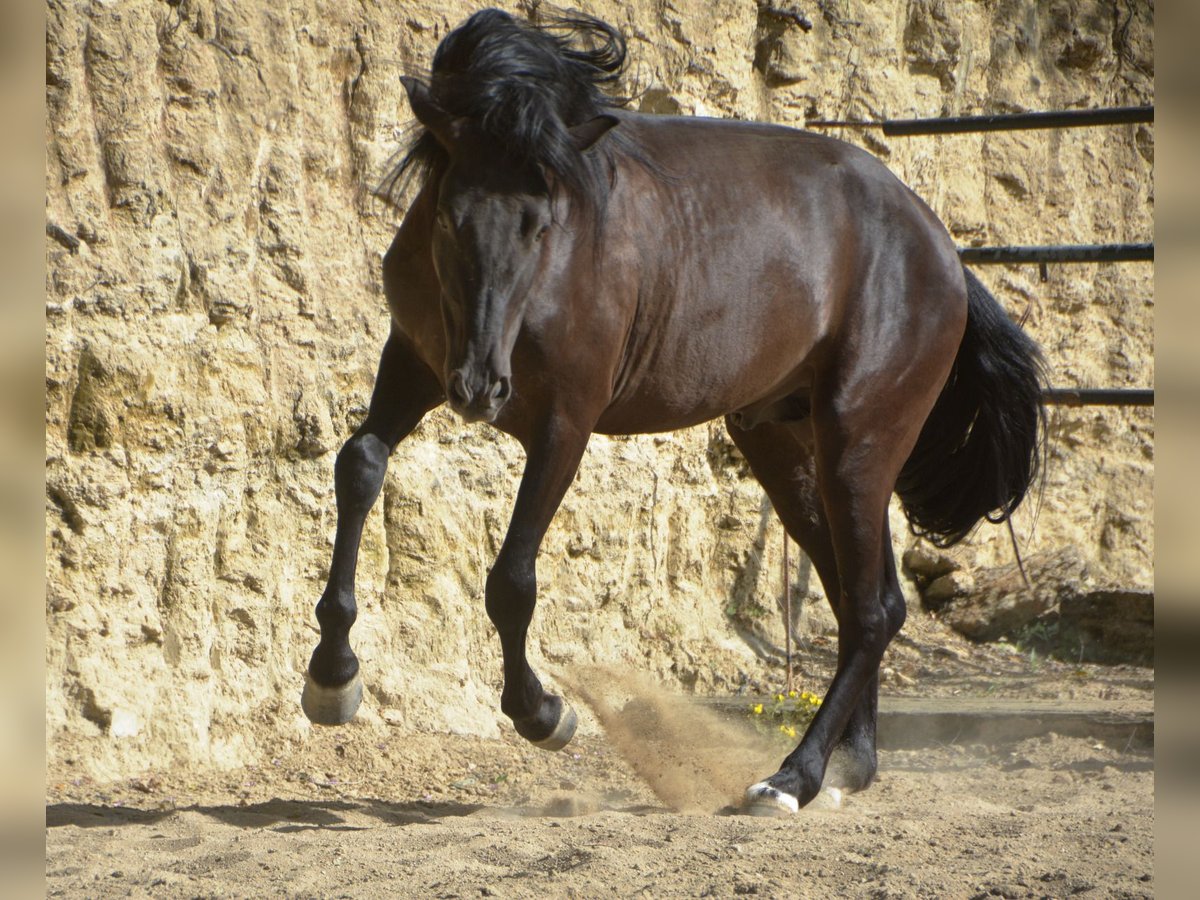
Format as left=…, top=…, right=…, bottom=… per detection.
left=45, top=797, right=674, bottom=832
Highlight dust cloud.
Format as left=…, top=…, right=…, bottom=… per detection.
left=561, top=666, right=783, bottom=813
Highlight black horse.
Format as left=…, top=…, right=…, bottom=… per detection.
left=301, top=9, right=1045, bottom=814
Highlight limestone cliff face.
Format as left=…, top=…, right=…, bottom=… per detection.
left=45, top=0, right=1152, bottom=777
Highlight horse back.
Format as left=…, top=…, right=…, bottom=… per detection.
left=591, top=112, right=965, bottom=434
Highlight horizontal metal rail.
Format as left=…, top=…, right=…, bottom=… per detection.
left=805, top=108, right=1155, bottom=412
left=807, top=105, right=1153, bottom=136
left=1043, top=388, right=1153, bottom=407
left=959, top=243, right=1153, bottom=264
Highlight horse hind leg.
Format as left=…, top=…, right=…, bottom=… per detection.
left=726, top=418, right=902, bottom=806
left=820, top=522, right=907, bottom=798
left=302, top=334, right=442, bottom=725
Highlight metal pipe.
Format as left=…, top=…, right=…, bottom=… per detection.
left=959, top=243, right=1153, bottom=264
left=806, top=105, right=1153, bottom=136
left=1043, top=389, right=1154, bottom=407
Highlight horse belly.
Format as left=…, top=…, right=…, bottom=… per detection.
left=594, top=310, right=819, bottom=435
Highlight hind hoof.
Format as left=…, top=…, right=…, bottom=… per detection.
left=809, top=786, right=844, bottom=810
left=531, top=703, right=578, bottom=752
left=744, top=781, right=800, bottom=816
left=301, top=672, right=363, bottom=726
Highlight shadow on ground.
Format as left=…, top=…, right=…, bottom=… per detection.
left=45, top=796, right=676, bottom=832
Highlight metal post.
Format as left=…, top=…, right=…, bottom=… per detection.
left=783, top=527, right=793, bottom=694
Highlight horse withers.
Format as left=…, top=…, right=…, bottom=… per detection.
left=301, top=9, right=1046, bottom=814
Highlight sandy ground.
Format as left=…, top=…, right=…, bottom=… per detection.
left=47, top=649, right=1153, bottom=899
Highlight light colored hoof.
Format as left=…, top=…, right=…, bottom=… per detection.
left=301, top=672, right=363, bottom=726
left=531, top=703, right=578, bottom=752
left=744, top=781, right=800, bottom=816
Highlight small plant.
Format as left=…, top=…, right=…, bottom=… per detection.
left=748, top=690, right=822, bottom=742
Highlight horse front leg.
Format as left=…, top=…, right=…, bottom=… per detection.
left=486, top=418, right=591, bottom=749
left=302, top=334, right=442, bottom=725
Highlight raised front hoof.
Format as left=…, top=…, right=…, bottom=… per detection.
left=301, top=672, right=363, bottom=726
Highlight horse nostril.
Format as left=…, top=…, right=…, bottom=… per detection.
left=491, top=377, right=512, bottom=404
left=448, top=371, right=471, bottom=406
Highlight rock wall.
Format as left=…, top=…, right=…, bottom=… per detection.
left=45, top=0, right=1153, bottom=778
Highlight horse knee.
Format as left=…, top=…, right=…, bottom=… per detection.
left=485, top=553, right=536, bottom=632
left=334, top=432, right=390, bottom=515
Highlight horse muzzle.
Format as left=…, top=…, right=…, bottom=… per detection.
left=447, top=367, right=513, bottom=423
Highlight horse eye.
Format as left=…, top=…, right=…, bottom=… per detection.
left=436, top=211, right=451, bottom=231
left=520, top=209, right=549, bottom=243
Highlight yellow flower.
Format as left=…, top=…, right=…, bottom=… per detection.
left=787, top=690, right=798, bottom=698
left=775, top=693, right=785, bottom=702
left=751, top=703, right=763, bottom=715
left=779, top=724, right=797, bottom=738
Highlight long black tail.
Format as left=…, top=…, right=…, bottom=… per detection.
left=896, top=267, right=1048, bottom=547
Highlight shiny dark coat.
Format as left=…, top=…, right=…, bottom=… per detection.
left=304, top=9, right=1045, bottom=810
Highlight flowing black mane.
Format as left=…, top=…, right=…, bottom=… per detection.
left=379, top=8, right=631, bottom=216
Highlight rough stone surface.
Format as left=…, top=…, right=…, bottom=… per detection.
left=901, top=543, right=961, bottom=582
left=924, top=570, right=977, bottom=609
left=1058, top=587, right=1153, bottom=664
left=936, top=546, right=1092, bottom=642
left=45, top=0, right=1153, bottom=778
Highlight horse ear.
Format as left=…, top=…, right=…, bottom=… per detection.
left=400, top=76, right=462, bottom=150
left=569, top=115, right=619, bottom=153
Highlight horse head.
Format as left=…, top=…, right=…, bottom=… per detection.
left=399, top=74, right=617, bottom=423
